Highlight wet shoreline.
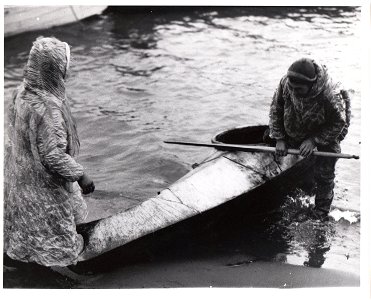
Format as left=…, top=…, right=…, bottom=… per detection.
left=4, top=257, right=359, bottom=289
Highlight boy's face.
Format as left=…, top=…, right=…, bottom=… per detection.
left=288, top=78, right=311, bottom=97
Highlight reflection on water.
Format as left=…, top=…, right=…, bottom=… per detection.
left=4, top=6, right=361, bottom=280
left=304, top=226, right=332, bottom=268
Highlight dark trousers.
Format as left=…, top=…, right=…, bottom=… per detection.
left=313, top=142, right=340, bottom=214
left=287, top=138, right=340, bottom=214
left=263, top=130, right=340, bottom=215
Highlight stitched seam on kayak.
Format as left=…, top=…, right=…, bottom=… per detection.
left=222, top=155, right=268, bottom=180
left=159, top=188, right=200, bottom=213
left=274, top=157, right=283, bottom=172
left=194, top=153, right=223, bottom=167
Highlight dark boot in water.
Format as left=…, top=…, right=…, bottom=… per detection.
left=312, top=197, right=333, bottom=221
left=309, top=208, right=330, bottom=222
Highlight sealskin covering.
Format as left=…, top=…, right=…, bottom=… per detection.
left=4, top=37, right=87, bottom=267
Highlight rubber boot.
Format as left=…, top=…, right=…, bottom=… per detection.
left=312, top=196, right=333, bottom=221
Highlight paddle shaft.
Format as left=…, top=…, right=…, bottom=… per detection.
left=164, top=140, right=359, bottom=160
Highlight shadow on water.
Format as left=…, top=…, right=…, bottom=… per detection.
left=106, top=6, right=359, bottom=20
left=105, top=6, right=359, bottom=50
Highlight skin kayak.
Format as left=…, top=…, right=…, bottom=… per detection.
left=76, top=125, right=315, bottom=268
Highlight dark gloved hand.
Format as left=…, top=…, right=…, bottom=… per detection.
left=78, top=173, right=95, bottom=194
left=299, top=138, right=316, bottom=157
left=275, top=139, right=287, bottom=157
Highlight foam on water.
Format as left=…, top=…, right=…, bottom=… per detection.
left=329, top=209, right=360, bottom=224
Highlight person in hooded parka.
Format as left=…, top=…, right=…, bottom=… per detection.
left=268, top=58, right=351, bottom=221
left=4, top=37, right=95, bottom=267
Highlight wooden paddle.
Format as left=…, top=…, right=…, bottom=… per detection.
left=164, top=140, right=360, bottom=160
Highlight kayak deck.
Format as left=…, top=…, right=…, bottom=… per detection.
left=76, top=125, right=315, bottom=266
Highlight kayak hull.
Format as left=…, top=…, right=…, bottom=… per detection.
left=76, top=125, right=315, bottom=267
left=4, top=6, right=107, bottom=38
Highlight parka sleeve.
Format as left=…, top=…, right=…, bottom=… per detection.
left=269, top=77, right=286, bottom=140
left=312, top=92, right=347, bottom=146
left=36, top=107, right=84, bottom=182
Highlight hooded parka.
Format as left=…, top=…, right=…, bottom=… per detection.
left=269, top=60, right=349, bottom=145
left=4, top=37, right=87, bottom=266
left=268, top=59, right=351, bottom=218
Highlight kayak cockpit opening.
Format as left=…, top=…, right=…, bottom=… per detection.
left=212, top=125, right=269, bottom=146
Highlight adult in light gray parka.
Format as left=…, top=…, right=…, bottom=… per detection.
left=4, top=37, right=95, bottom=267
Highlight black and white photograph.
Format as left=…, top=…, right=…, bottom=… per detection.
left=2, top=1, right=368, bottom=295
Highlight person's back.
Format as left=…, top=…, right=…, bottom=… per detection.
left=5, top=37, right=95, bottom=267
left=8, top=86, right=41, bottom=173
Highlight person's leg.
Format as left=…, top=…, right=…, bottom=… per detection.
left=313, top=142, right=341, bottom=219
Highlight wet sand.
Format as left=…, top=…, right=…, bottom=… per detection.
left=75, top=256, right=359, bottom=289
left=3, top=257, right=360, bottom=289
left=4, top=248, right=359, bottom=289
left=3, top=259, right=359, bottom=289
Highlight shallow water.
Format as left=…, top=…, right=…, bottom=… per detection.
left=4, top=6, right=361, bottom=285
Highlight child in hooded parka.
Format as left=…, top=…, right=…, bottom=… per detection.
left=269, top=58, right=351, bottom=220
